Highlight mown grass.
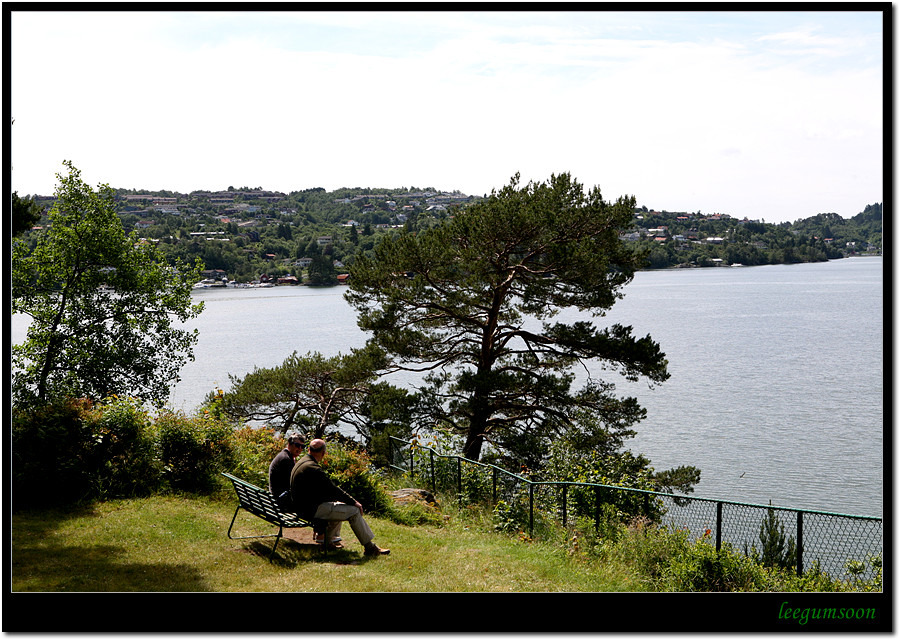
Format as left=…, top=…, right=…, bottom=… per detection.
left=11, top=492, right=641, bottom=593
left=11, top=489, right=881, bottom=596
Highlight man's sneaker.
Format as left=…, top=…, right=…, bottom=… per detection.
left=364, top=544, right=390, bottom=556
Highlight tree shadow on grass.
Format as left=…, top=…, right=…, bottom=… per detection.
left=13, top=539, right=208, bottom=591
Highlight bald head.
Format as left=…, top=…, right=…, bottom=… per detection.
left=309, top=439, right=327, bottom=459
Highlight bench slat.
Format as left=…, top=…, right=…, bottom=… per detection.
left=222, top=472, right=312, bottom=528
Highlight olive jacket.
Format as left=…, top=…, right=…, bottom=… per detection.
left=289, top=453, right=355, bottom=521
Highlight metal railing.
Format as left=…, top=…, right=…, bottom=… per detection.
left=388, top=437, right=883, bottom=578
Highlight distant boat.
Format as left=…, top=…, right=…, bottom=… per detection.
left=193, top=278, right=227, bottom=289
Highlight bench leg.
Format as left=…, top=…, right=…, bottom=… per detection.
left=226, top=505, right=242, bottom=540
left=226, top=505, right=317, bottom=560
left=270, top=527, right=284, bottom=559
left=227, top=506, right=282, bottom=549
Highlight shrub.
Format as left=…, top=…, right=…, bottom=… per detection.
left=320, top=443, right=392, bottom=516
left=601, top=519, right=693, bottom=586
left=155, top=409, right=235, bottom=492
left=748, top=505, right=799, bottom=571
left=666, top=537, right=769, bottom=591
left=843, top=554, right=883, bottom=592
left=598, top=521, right=854, bottom=592
left=229, top=425, right=284, bottom=489
left=11, top=397, right=96, bottom=509
left=543, top=441, right=665, bottom=523
left=84, top=396, right=162, bottom=499
left=12, top=395, right=163, bottom=508
left=493, top=498, right=529, bottom=535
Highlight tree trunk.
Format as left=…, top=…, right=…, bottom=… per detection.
left=462, top=378, right=492, bottom=461
left=462, top=427, right=484, bottom=462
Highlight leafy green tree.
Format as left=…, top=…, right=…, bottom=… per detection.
left=347, top=172, right=669, bottom=462
left=11, top=192, right=45, bottom=238
left=11, top=161, right=204, bottom=406
left=216, top=344, right=398, bottom=441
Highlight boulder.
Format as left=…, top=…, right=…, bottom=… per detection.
left=390, top=488, right=439, bottom=509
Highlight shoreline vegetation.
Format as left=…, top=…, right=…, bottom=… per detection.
left=16, top=186, right=882, bottom=286
left=190, top=254, right=883, bottom=291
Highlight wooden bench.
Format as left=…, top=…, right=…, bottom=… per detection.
left=222, top=472, right=321, bottom=558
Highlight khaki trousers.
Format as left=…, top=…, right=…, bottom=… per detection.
left=313, top=501, right=375, bottom=546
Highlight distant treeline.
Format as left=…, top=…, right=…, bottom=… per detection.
left=626, top=203, right=882, bottom=269
left=18, top=185, right=882, bottom=280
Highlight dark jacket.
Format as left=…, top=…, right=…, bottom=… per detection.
left=268, top=448, right=295, bottom=511
left=290, top=453, right=355, bottom=520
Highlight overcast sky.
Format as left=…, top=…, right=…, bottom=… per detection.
left=10, top=9, right=884, bottom=224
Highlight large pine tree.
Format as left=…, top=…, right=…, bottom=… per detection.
left=346, top=172, right=669, bottom=462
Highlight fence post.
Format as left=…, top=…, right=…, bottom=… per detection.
left=797, top=511, right=804, bottom=576
left=457, top=457, right=462, bottom=504
left=430, top=450, right=435, bottom=494
left=716, top=502, right=723, bottom=552
left=529, top=483, right=535, bottom=538
left=492, top=467, right=497, bottom=504
left=410, top=443, right=415, bottom=480
left=594, top=486, right=601, bottom=532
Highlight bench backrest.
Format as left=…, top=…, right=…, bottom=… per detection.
left=222, top=472, right=291, bottom=525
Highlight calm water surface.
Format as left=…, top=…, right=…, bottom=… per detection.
left=11, top=257, right=883, bottom=517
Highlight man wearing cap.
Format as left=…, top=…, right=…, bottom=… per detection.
left=268, top=430, right=306, bottom=512
left=290, top=438, right=390, bottom=556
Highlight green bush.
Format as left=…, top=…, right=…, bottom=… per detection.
left=155, top=409, right=235, bottom=492
left=747, top=506, right=799, bottom=571
left=85, top=396, right=163, bottom=499
left=11, top=398, right=97, bottom=508
left=843, top=554, right=883, bottom=592
left=229, top=425, right=284, bottom=489
left=393, top=500, right=444, bottom=526
left=543, top=441, right=665, bottom=523
left=320, top=443, right=392, bottom=517
left=596, top=521, right=857, bottom=592
left=12, top=396, right=165, bottom=508
left=667, top=537, right=769, bottom=591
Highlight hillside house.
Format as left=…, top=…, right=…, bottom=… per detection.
left=202, top=269, right=228, bottom=281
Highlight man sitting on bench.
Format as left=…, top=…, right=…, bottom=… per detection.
left=269, top=430, right=338, bottom=546
left=290, top=438, right=390, bottom=556
left=268, top=430, right=305, bottom=512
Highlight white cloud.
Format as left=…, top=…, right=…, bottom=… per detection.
left=10, top=10, right=883, bottom=222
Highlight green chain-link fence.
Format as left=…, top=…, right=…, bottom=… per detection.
left=389, top=437, right=882, bottom=578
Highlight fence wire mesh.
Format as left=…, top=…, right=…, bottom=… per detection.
left=389, top=438, right=882, bottom=579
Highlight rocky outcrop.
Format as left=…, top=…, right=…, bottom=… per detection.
left=390, top=488, right=439, bottom=508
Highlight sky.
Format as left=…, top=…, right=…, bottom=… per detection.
left=9, top=9, right=884, bottom=224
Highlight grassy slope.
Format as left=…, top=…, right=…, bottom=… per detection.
left=11, top=493, right=642, bottom=593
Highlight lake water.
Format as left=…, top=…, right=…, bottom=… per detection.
left=11, top=257, right=883, bottom=517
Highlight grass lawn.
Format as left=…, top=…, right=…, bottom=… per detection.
left=11, top=493, right=642, bottom=593
left=10, top=493, right=890, bottom=634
